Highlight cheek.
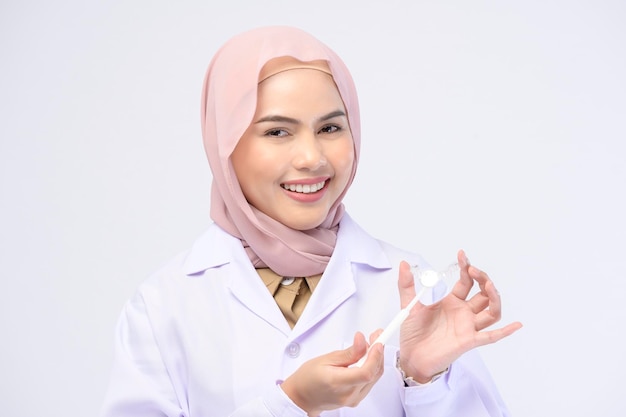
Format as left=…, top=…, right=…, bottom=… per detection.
left=232, top=144, right=271, bottom=201
left=332, top=139, right=356, bottom=179
left=236, top=143, right=276, bottom=178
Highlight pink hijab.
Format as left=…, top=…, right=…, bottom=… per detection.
left=200, top=26, right=361, bottom=277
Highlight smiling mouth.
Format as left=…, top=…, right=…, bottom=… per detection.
left=281, top=180, right=327, bottom=194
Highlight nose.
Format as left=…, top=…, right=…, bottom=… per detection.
left=291, top=131, right=327, bottom=171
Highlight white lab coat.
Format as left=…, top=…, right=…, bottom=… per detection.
left=100, top=214, right=511, bottom=417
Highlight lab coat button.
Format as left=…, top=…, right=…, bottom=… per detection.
left=286, top=342, right=300, bottom=358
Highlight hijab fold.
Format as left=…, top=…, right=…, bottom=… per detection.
left=201, top=26, right=361, bottom=277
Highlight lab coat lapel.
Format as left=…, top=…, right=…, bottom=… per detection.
left=291, top=214, right=393, bottom=338
left=291, top=250, right=355, bottom=339
left=190, top=215, right=390, bottom=340
left=225, top=246, right=292, bottom=336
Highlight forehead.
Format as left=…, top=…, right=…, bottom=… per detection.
left=255, top=68, right=346, bottom=116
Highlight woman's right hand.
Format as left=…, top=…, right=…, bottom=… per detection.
left=280, top=330, right=384, bottom=416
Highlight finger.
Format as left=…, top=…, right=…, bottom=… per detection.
left=474, top=321, right=523, bottom=346
left=474, top=279, right=503, bottom=330
left=369, top=328, right=384, bottom=345
left=360, top=342, right=385, bottom=381
left=477, top=272, right=501, bottom=314
left=455, top=260, right=492, bottom=302
left=353, top=329, right=385, bottom=369
left=468, top=265, right=491, bottom=290
left=398, top=261, right=417, bottom=309
left=467, top=291, right=490, bottom=314
left=337, top=332, right=368, bottom=367
left=475, top=310, right=500, bottom=331
left=451, top=249, right=473, bottom=299
left=355, top=346, right=385, bottom=396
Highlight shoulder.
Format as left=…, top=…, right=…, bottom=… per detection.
left=134, top=222, right=238, bottom=301
left=338, top=213, right=430, bottom=270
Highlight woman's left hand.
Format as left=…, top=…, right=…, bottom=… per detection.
left=397, top=250, right=522, bottom=383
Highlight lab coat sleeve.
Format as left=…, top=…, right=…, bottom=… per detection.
left=100, top=293, right=186, bottom=417
left=100, top=291, right=308, bottom=417
left=400, top=349, right=512, bottom=417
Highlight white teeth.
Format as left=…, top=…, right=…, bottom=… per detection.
left=282, top=181, right=325, bottom=193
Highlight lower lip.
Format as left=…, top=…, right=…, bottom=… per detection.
left=282, top=182, right=329, bottom=203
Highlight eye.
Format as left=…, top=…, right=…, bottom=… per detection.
left=264, top=128, right=289, bottom=137
left=319, top=124, right=341, bottom=134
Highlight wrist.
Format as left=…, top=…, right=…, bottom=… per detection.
left=280, top=378, right=320, bottom=416
left=396, top=354, right=449, bottom=386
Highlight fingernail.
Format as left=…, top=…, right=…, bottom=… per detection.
left=464, top=254, right=470, bottom=266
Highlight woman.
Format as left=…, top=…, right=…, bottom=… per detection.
left=101, top=26, right=522, bottom=416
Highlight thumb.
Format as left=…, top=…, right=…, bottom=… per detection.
left=334, top=332, right=368, bottom=367
left=398, top=261, right=417, bottom=309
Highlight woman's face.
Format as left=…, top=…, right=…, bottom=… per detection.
left=231, top=68, right=354, bottom=231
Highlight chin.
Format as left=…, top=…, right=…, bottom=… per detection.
left=287, top=222, right=324, bottom=231
left=273, top=204, right=334, bottom=231
left=282, top=216, right=326, bottom=231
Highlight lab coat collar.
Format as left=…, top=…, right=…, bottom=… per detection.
left=180, top=213, right=395, bottom=338
left=182, top=213, right=392, bottom=275
left=183, top=224, right=290, bottom=332
left=335, top=213, right=392, bottom=270
left=182, top=223, right=240, bottom=275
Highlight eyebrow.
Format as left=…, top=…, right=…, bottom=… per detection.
left=254, top=110, right=347, bottom=125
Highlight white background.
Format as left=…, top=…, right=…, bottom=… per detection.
left=1, top=1, right=625, bottom=416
